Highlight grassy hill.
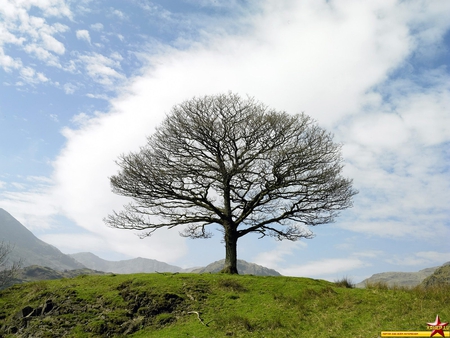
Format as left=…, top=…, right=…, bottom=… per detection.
left=1, top=274, right=449, bottom=337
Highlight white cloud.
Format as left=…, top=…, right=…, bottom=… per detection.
left=19, top=66, right=49, bottom=84
left=39, top=227, right=187, bottom=263
left=26, top=176, right=53, bottom=184
left=63, top=82, right=77, bottom=94
left=184, top=0, right=240, bottom=8
left=41, top=32, right=66, bottom=55
left=279, top=258, right=366, bottom=278
left=39, top=233, right=110, bottom=253
left=70, top=112, right=90, bottom=126
left=253, top=241, right=307, bottom=269
left=49, top=114, right=59, bottom=122
left=76, top=29, right=91, bottom=44
left=86, top=93, right=110, bottom=100
left=386, top=251, right=450, bottom=267
left=23, top=44, right=61, bottom=66
left=353, top=251, right=384, bottom=259
left=111, top=9, right=126, bottom=20
left=0, top=0, right=70, bottom=74
left=90, top=23, right=103, bottom=31
left=0, top=190, right=58, bottom=231
left=77, top=52, right=125, bottom=86
left=336, top=86, right=450, bottom=240
left=110, top=52, right=123, bottom=61
left=0, top=51, right=22, bottom=71
left=253, top=241, right=376, bottom=279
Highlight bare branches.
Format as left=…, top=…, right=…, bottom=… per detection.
left=0, top=241, right=22, bottom=289
left=106, top=92, right=357, bottom=259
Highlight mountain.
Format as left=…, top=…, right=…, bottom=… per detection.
left=356, top=265, right=441, bottom=288
left=421, top=261, right=450, bottom=288
left=69, top=252, right=183, bottom=273
left=0, top=208, right=85, bottom=271
left=191, top=259, right=282, bottom=276
left=70, top=253, right=281, bottom=276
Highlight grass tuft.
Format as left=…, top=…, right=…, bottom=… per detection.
left=334, top=276, right=355, bottom=288
left=365, top=280, right=389, bottom=290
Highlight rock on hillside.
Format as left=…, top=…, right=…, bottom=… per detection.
left=69, top=252, right=183, bottom=274
left=191, top=259, right=281, bottom=276
left=421, top=262, right=450, bottom=288
left=0, top=208, right=85, bottom=271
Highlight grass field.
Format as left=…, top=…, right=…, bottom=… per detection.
left=1, top=273, right=449, bottom=337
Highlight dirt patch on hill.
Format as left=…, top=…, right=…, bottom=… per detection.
left=1, top=283, right=188, bottom=337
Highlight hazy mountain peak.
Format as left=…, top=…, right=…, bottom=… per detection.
left=0, top=209, right=85, bottom=271
left=191, top=259, right=281, bottom=276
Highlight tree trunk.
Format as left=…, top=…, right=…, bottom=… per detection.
left=221, top=228, right=239, bottom=274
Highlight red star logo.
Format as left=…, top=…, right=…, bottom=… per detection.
left=428, top=315, right=448, bottom=337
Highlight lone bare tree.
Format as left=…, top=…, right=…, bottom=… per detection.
left=105, top=93, right=357, bottom=274
left=0, top=241, right=21, bottom=289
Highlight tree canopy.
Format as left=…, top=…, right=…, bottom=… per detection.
left=105, top=93, right=357, bottom=273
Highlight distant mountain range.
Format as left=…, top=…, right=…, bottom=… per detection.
left=68, top=252, right=182, bottom=274
left=6, top=207, right=446, bottom=285
left=356, top=262, right=450, bottom=288
left=68, top=252, right=282, bottom=276
left=0, top=208, right=281, bottom=278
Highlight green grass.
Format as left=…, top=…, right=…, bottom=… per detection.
left=0, top=273, right=449, bottom=337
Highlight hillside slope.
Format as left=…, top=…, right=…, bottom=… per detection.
left=0, top=209, right=84, bottom=271
left=421, top=262, right=450, bottom=287
left=356, top=266, right=439, bottom=288
left=1, top=273, right=449, bottom=337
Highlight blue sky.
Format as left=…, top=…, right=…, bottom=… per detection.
left=0, top=0, right=449, bottom=282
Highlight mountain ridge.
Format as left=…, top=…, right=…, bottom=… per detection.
left=356, top=263, right=450, bottom=288
left=69, top=252, right=183, bottom=274
left=0, top=208, right=282, bottom=277
left=5, top=207, right=445, bottom=283
left=69, top=252, right=282, bottom=276
left=0, top=208, right=85, bottom=271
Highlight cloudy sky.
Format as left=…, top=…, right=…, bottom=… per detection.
left=0, top=0, right=449, bottom=282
